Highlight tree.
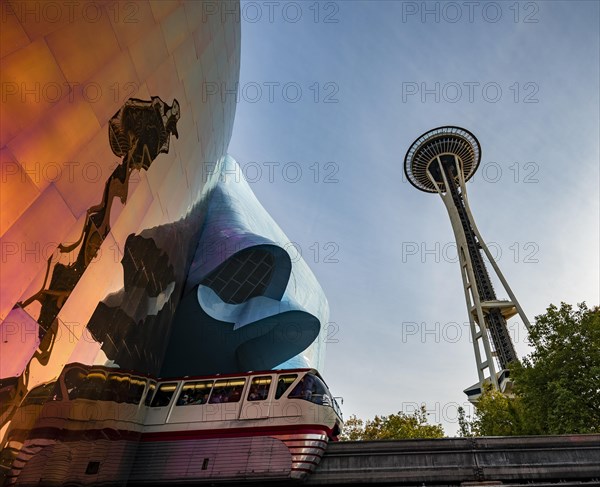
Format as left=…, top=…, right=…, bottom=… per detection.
left=458, top=302, right=600, bottom=436
left=511, top=302, right=600, bottom=434
left=458, top=385, right=530, bottom=436
left=340, top=406, right=444, bottom=441
left=457, top=406, right=474, bottom=437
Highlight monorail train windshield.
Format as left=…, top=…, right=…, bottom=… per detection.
left=288, top=372, right=343, bottom=420
left=289, top=372, right=330, bottom=404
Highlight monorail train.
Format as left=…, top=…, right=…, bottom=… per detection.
left=2, top=364, right=343, bottom=485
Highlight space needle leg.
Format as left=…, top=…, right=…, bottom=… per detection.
left=459, top=191, right=532, bottom=332
left=428, top=161, right=499, bottom=390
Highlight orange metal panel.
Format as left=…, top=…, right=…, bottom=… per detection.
left=128, top=22, right=169, bottom=83
left=0, top=184, right=77, bottom=321
left=0, top=147, right=40, bottom=238
left=109, top=174, right=154, bottom=247
left=149, top=0, right=181, bottom=23
left=172, top=36, right=198, bottom=83
left=10, top=0, right=79, bottom=40
left=0, top=39, right=68, bottom=147
left=45, top=12, right=120, bottom=85
left=7, top=95, right=102, bottom=193
left=160, top=5, right=189, bottom=55
left=192, top=21, right=212, bottom=59
left=0, top=7, right=30, bottom=58
left=78, top=48, right=141, bottom=128
left=52, top=123, right=118, bottom=218
left=108, top=0, right=156, bottom=50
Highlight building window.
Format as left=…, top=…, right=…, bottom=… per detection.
left=202, top=248, right=275, bottom=304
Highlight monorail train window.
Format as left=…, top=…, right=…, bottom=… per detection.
left=150, top=383, right=178, bottom=408
left=21, top=381, right=61, bottom=406
left=176, top=380, right=213, bottom=406
left=144, top=382, right=156, bottom=406
left=247, top=376, right=272, bottom=401
left=127, top=378, right=147, bottom=405
left=209, top=378, right=246, bottom=404
left=64, top=367, right=87, bottom=400
left=76, top=371, right=107, bottom=400
left=288, top=373, right=331, bottom=406
left=102, top=374, right=130, bottom=403
left=275, top=374, right=297, bottom=399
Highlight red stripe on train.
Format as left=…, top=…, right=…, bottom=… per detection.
left=141, top=424, right=332, bottom=442
left=14, top=424, right=332, bottom=444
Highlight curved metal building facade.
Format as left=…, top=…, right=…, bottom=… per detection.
left=0, top=2, right=328, bottom=483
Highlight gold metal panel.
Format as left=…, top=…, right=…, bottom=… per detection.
left=197, top=109, right=214, bottom=159
left=192, top=22, right=212, bottom=59
left=0, top=184, right=77, bottom=321
left=45, top=12, right=120, bottom=84
left=52, top=123, right=118, bottom=218
left=7, top=95, right=101, bottom=193
left=53, top=231, right=124, bottom=338
left=181, top=57, right=205, bottom=126
left=0, top=307, right=41, bottom=378
left=173, top=99, right=199, bottom=164
left=128, top=22, right=169, bottom=84
left=108, top=0, right=156, bottom=50
left=0, top=39, right=68, bottom=147
left=160, top=5, right=188, bottom=55
left=187, top=60, right=209, bottom=118
left=184, top=0, right=210, bottom=33
left=109, top=174, right=154, bottom=249
left=199, top=39, right=218, bottom=92
left=21, top=232, right=125, bottom=391
left=149, top=0, right=181, bottom=23
left=172, top=36, right=198, bottom=83
left=180, top=138, right=206, bottom=200
left=144, top=140, right=179, bottom=198
left=0, top=8, right=29, bottom=58
left=16, top=210, right=89, bottom=301
left=146, top=58, right=185, bottom=112
left=81, top=48, right=141, bottom=127
left=0, top=147, right=40, bottom=237
left=9, top=0, right=76, bottom=40
left=154, top=155, right=190, bottom=222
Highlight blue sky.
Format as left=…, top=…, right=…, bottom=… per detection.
left=227, top=0, right=600, bottom=434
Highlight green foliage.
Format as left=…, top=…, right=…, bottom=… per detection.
left=457, top=406, right=474, bottom=437
left=340, top=415, right=367, bottom=441
left=458, top=302, right=600, bottom=436
left=340, top=406, right=444, bottom=441
left=458, top=384, right=531, bottom=436
left=511, top=302, right=600, bottom=434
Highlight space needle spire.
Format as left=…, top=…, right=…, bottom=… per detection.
left=404, top=126, right=531, bottom=401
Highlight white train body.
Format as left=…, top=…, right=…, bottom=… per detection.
left=3, top=366, right=343, bottom=485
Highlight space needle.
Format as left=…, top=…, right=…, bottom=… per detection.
left=404, top=126, right=531, bottom=401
